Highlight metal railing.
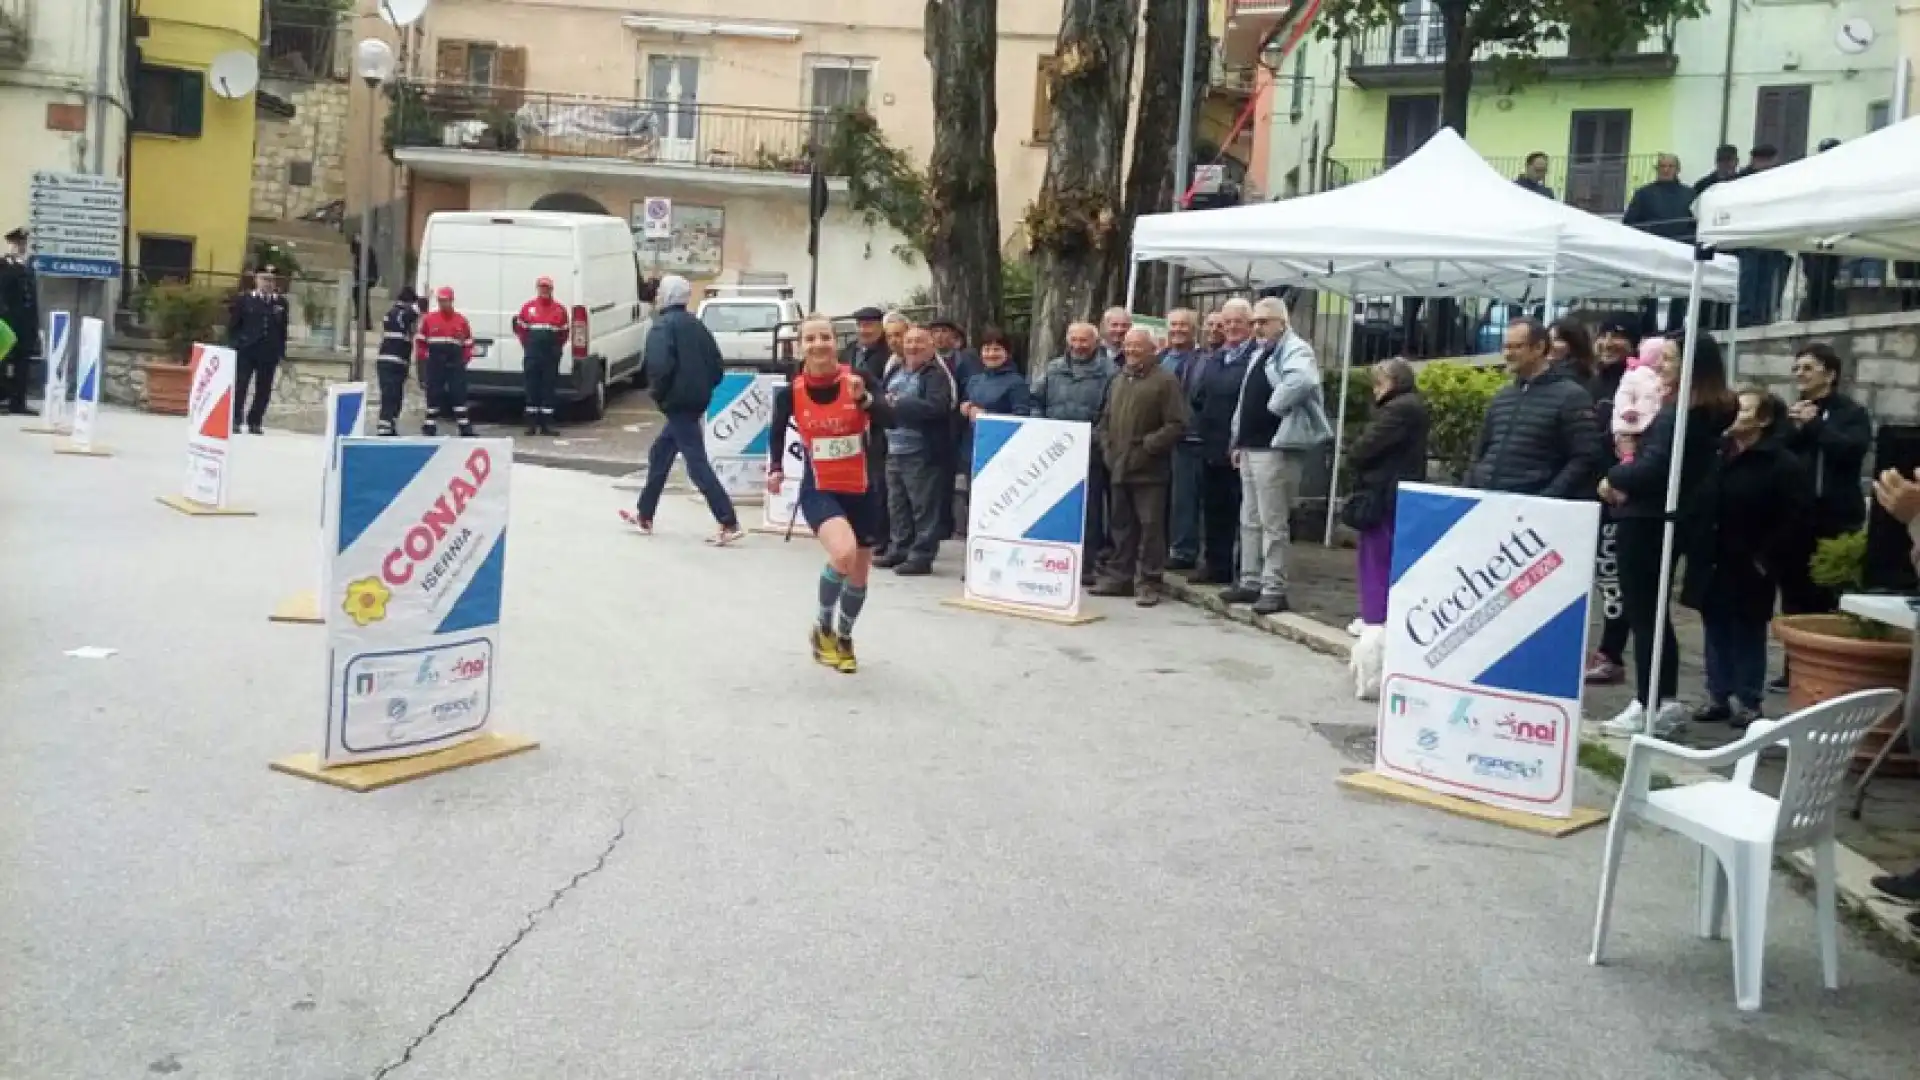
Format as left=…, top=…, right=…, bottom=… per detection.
left=1324, top=153, right=1665, bottom=216
left=1347, top=15, right=1674, bottom=69
left=1209, top=60, right=1261, bottom=96
left=115, top=266, right=353, bottom=353
left=262, top=1, right=349, bottom=81
left=388, top=82, right=838, bottom=175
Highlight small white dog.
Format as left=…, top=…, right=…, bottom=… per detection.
left=1350, top=625, right=1386, bottom=701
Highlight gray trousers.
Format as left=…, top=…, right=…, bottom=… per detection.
left=886, top=450, right=944, bottom=562
left=1238, top=448, right=1306, bottom=596
left=1169, top=441, right=1204, bottom=562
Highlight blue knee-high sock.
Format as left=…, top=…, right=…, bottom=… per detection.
left=818, top=567, right=845, bottom=631
left=836, top=583, right=868, bottom=639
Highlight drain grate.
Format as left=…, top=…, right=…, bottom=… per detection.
left=1312, top=722, right=1377, bottom=764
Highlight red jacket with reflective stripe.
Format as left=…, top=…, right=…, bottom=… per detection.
left=415, top=310, right=474, bottom=365
left=514, top=297, right=569, bottom=344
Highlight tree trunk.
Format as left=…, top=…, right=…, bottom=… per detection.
left=923, top=0, right=1003, bottom=342
left=1438, top=1, right=1472, bottom=135
left=1026, top=0, right=1141, bottom=368
left=1103, top=0, right=1202, bottom=316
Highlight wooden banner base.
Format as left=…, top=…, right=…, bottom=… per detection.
left=942, top=595, right=1104, bottom=627
left=55, top=442, right=113, bottom=457
left=270, top=732, right=540, bottom=792
left=1337, top=770, right=1608, bottom=838
left=156, top=494, right=256, bottom=517
left=20, top=425, right=69, bottom=436
left=268, top=589, right=322, bottom=624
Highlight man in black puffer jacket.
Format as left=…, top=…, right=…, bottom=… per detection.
left=1466, top=316, right=1601, bottom=498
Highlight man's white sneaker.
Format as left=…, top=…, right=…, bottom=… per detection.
left=1599, top=700, right=1645, bottom=735
left=1650, top=701, right=1690, bottom=737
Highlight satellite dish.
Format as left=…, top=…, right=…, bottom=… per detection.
left=209, top=51, right=259, bottom=99
left=379, top=0, right=430, bottom=27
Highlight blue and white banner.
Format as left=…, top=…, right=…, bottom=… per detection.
left=40, top=311, right=71, bottom=431
left=318, top=382, right=368, bottom=588
left=67, top=317, right=104, bottom=449
left=1375, top=483, right=1599, bottom=818
left=964, top=415, right=1091, bottom=619
left=703, top=371, right=777, bottom=497
left=324, top=437, right=511, bottom=765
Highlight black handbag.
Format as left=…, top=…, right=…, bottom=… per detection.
left=1340, top=487, right=1389, bottom=531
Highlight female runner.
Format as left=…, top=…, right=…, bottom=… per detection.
left=768, top=314, right=894, bottom=673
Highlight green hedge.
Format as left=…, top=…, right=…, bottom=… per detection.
left=1415, top=361, right=1508, bottom=482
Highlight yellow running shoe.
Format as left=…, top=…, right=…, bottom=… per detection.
left=810, top=625, right=841, bottom=668
left=833, top=636, right=858, bottom=674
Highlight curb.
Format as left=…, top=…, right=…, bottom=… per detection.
left=1160, top=571, right=1920, bottom=956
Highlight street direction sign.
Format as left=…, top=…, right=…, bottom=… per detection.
left=28, top=171, right=124, bottom=280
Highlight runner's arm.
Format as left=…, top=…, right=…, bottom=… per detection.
left=768, top=385, right=793, bottom=471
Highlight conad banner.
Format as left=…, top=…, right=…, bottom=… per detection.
left=40, top=310, right=71, bottom=431
left=181, top=344, right=237, bottom=508
left=324, top=437, right=511, bottom=766
left=704, top=371, right=777, bottom=497
left=963, top=415, right=1091, bottom=619
left=760, top=418, right=811, bottom=535
left=67, top=317, right=104, bottom=450
left=1373, top=483, right=1599, bottom=819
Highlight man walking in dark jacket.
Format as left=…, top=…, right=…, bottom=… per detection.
left=1466, top=317, right=1601, bottom=498
left=228, top=267, right=290, bottom=434
left=1623, top=154, right=1697, bottom=334
left=627, top=274, right=742, bottom=544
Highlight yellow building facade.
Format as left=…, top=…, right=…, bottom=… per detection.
left=129, top=0, right=261, bottom=279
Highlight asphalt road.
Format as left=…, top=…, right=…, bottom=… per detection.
left=2, top=409, right=1916, bottom=1079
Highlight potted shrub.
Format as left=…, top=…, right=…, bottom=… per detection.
left=1772, top=529, right=1915, bottom=776
left=137, top=282, right=229, bottom=415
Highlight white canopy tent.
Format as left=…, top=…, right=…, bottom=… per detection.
left=1127, top=127, right=1740, bottom=549
left=1697, top=116, right=1920, bottom=259
left=1627, top=118, right=1920, bottom=738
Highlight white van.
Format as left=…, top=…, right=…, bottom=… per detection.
left=415, top=211, right=650, bottom=419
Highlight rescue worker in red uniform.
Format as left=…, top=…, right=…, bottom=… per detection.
left=766, top=314, right=896, bottom=674
left=414, top=286, right=475, bottom=437
left=512, top=275, right=567, bottom=436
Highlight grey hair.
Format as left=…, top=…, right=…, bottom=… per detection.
left=1252, top=296, right=1289, bottom=323
left=882, top=310, right=910, bottom=329
left=1219, top=298, right=1253, bottom=318
left=657, top=274, right=693, bottom=308
left=1373, top=357, right=1418, bottom=395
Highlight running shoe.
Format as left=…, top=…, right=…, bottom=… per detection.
left=834, top=636, right=858, bottom=674
left=810, top=625, right=841, bottom=669
left=1584, top=651, right=1626, bottom=685
left=706, top=525, right=745, bottom=547
left=618, top=509, right=652, bottom=535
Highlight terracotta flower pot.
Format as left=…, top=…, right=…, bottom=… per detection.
left=140, top=355, right=196, bottom=415
left=1773, top=613, right=1915, bottom=777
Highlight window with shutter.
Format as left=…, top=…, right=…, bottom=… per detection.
left=435, top=39, right=471, bottom=83
left=131, top=65, right=204, bottom=137
left=1382, top=95, right=1438, bottom=163
left=1752, top=85, right=1811, bottom=161
left=1032, top=55, right=1057, bottom=143
left=1565, top=109, right=1632, bottom=214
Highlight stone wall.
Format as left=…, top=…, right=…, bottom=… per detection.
left=103, top=338, right=425, bottom=433
left=1725, top=311, right=1920, bottom=424
left=251, top=77, right=350, bottom=224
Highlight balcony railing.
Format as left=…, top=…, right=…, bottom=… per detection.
left=262, top=0, right=349, bottom=81
left=0, top=0, right=31, bottom=63
left=1347, top=16, right=1675, bottom=83
left=1209, top=58, right=1261, bottom=97
left=387, top=82, right=837, bottom=176
left=1324, top=154, right=1666, bottom=217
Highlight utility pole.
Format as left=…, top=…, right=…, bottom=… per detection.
left=1163, top=0, right=1200, bottom=314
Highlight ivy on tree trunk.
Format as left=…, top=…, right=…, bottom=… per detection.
left=1104, top=0, right=1208, bottom=315
left=923, top=0, right=1003, bottom=342
left=1024, top=0, right=1141, bottom=367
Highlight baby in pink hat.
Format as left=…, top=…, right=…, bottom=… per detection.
left=1612, top=336, right=1671, bottom=462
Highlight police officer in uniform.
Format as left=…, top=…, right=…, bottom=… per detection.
left=0, top=226, right=39, bottom=415
left=374, top=286, right=420, bottom=435
left=228, top=267, right=290, bottom=433
left=513, top=275, right=567, bottom=436
left=414, top=286, right=475, bottom=436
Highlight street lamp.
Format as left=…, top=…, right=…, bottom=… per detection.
left=352, top=38, right=397, bottom=380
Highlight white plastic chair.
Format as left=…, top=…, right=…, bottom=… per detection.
left=1587, top=688, right=1903, bottom=1011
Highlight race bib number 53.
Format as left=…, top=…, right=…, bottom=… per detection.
left=811, top=435, right=860, bottom=461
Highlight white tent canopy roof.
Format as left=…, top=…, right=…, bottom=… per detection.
left=1696, top=117, right=1920, bottom=259
left=1131, top=128, right=1738, bottom=302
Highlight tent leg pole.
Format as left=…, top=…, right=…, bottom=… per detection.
left=1125, top=260, right=1140, bottom=313
left=1324, top=296, right=1353, bottom=548
left=1645, top=259, right=1707, bottom=729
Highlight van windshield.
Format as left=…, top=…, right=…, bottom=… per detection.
left=702, top=304, right=780, bottom=333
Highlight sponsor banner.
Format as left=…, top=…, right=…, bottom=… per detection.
left=325, top=437, right=511, bottom=765
left=760, top=417, right=812, bottom=534
left=1374, top=483, right=1599, bottom=818
left=40, top=311, right=71, bottom=430
left=182, top=344, right=237, bottom=507
left=962, top=415, right=1091, bottom=619
left=68, top=317, right=104, bottom=449
left=704, top=371, right=777, bottom=497
left=319, top=383, right=369, bottom=587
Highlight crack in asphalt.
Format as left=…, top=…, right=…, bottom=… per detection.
left=369, top=810, right=634, bottom=1078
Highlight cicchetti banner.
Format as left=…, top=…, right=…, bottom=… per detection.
left=323, top=437, right=512, bottom=766
left=1373, top=482, right=1599, bottom=819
